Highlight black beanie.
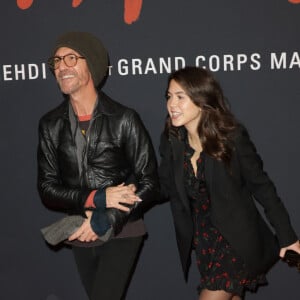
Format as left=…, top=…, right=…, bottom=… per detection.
left=51, top=32, right=108, bottom=87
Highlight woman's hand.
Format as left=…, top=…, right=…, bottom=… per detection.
left=68, top=211, right=98, bottom=242
left=279, top=240, right=300, bottom=258
left=106, top=183, right=141, bottom=212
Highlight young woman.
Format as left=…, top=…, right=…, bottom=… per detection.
left=158, top=66, right=300, bottom=300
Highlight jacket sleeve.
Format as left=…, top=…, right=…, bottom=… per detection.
left=106, top=110, right=159, bottom=235
left=125, top=110, right=159, bottom=206
left=234, top=125, right=298, bottom=247
left=37, top=119, right=90, bottom=215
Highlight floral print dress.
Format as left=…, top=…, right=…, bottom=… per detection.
left=183, top=142, right=267, bottom=297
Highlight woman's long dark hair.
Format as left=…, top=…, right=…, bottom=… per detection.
left=165, top=66, right=238, bottom=164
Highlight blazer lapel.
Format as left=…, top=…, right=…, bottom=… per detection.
left=170, top=137, right=191, bottom=212
left=204, top=153, right=214, bottom=193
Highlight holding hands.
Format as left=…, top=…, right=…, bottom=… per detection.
left=106, top=183, right=141, bottom=211
left=69, top=183, right=141, bottom=242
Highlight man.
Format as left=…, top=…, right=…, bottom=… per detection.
left=38, top=31, right=159, bottom=300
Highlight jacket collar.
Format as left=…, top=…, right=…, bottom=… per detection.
left=60, top=90, right=122, bottom=120
left=94, top=91, right=124, bottom=117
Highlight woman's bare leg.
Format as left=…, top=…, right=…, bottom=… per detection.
left=198, top=289, right=242, bottom=300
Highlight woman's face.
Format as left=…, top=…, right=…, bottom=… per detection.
left=167, top=79, right=202, bottom=132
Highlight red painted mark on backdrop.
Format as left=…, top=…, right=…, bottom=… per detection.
left=17, top=0, right=33, bottom=9
left=17, top=0, right=84, bottom=9
left=124, top=0, right=143, bottom=24
left=16, top=0, right=143, bottom=24
left=72, top=0, right=83, bottom=7
left=289, top=0, right=300, bottom=3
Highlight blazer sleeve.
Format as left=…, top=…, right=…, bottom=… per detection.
left=234, top=125, right=298, bottom=247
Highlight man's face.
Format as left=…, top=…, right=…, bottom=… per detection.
left=54, top=47, right=92, bottom=95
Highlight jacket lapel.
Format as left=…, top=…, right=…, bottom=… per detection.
left=204, top=153, right=214, bottom=193
left=170, top=135, right=216, bottom=213
left=170, top=137, right=191, bottom=212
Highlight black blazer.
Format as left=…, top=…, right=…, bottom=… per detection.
left=159, top=125, right=298, bottom=278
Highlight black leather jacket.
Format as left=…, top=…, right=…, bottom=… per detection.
left=38, top=91, right=159, bottom=234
